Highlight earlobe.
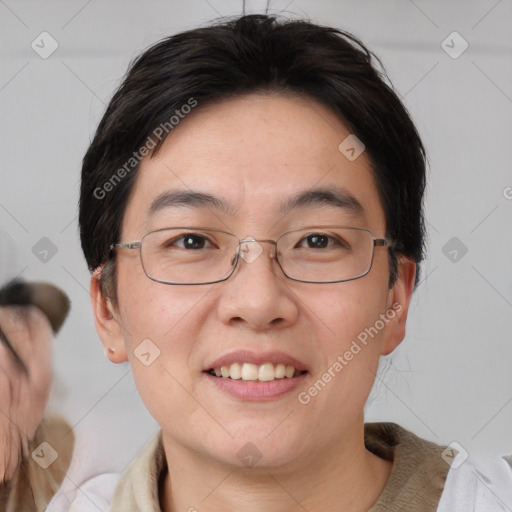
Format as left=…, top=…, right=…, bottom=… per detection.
left=90, top=266, right=128, bottom=364
left=381, top=257, right=416, bottom=356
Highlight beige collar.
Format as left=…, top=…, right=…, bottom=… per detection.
left=110, top=422, right=450, bottom=512
left=365, top=423, right=450, bottom=511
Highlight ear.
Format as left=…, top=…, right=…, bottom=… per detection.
left=380, top=257, right=416, bottom=356
left=90, top=267, right=128, bottom=364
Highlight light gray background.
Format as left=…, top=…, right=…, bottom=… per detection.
left=1, top=0, right=511, bottom=479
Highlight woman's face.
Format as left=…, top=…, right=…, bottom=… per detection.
left=95, top=93, right=414, bottom=470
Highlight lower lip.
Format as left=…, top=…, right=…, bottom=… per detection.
left=203, top=372, right=308, bottom=401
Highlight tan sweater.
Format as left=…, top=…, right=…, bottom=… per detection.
left=110, top=422, right=451, bottom=511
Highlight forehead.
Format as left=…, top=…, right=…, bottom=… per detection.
left=122, top=93, right=386, bottom=235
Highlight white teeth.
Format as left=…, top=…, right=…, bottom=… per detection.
left=285, top=365, right=295, bottom=378
left=275, top=363, right=286, bottom=379
left=211, top=362, right=303, bottom=381
left=258, top=363, right=275, bottom=381
left=229, top=362, right=242, bottom=380
left=241, top=363, right=259, bottom=381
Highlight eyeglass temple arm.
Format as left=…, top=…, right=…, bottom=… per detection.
left=110, top=242, right=142, bottom=250
left=374, top=238, right=395, bottom=249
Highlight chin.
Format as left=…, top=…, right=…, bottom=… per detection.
left=211, top=424, right=305, bottom=469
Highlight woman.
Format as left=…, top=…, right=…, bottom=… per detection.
left=77, top=13, right=511, bottom=512
left=4, top=13, right=510, bottom=512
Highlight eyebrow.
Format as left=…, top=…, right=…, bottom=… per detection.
left=147, top=186, right=365, bottom=219
left=280, top=187, right=364, bottom=217
left=148, top=190, right=236, bottom=216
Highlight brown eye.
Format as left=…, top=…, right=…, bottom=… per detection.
left=304, top=234, right=330, bottom=249
left=297, top=233, right=349, bottom=250
left=161, top=233, right=216, bottom=250
left=180, top=234, right=207, bottom=249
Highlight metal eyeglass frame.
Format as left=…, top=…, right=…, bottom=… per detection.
left=109, top=225, right=395, bottom=285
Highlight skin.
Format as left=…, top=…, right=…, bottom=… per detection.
left=0, top=306, right=53, bottom=482
left=91, top=93, right=416, bottom=511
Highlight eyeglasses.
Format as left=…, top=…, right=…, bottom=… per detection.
left=110, top=226, right=394, bottom=285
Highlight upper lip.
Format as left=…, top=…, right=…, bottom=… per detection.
left=204, top=350, right=309, bottom=372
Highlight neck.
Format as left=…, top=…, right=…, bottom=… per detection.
left=160, top=420, right=392, bottom=512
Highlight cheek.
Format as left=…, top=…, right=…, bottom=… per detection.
left=311, top=274, right=390, bottom=350
left=117, top=258, right=189, bottom=340
left=118, top=276, right=204, bottom=357
left=298, top=277, right=390, bottom=411
left=116, top=264, right=216, bottom=418
left=118, top=287, right=202, bottom=429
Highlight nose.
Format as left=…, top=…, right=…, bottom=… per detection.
left=216, top=239, right=299, bottom=331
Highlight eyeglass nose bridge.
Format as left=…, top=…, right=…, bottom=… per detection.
left=236, top=237, right=278, bottom=265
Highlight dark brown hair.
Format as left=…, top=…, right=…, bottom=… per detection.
left=79, top=14, right=426, bottom=302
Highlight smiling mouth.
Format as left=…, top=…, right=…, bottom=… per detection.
left=205, top=362, right=308, bottom=382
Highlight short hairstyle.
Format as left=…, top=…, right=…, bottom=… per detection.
left=79, top=14, right=426, bottom=303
